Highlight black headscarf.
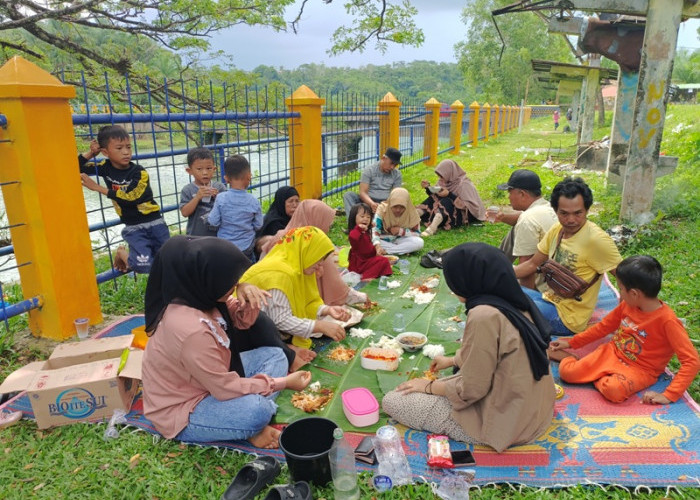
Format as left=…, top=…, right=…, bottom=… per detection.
left=144, top=235, right=252, bottom=375
left=442, top=243, right=551, bottom=380
left=258, top=186, right=299, bottom=237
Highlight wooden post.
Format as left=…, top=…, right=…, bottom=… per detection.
left=449, top=100, right=464, bottom=155
left=286, top=85, right=325, bottom=200
left=0, top=56, right=102, bottom=339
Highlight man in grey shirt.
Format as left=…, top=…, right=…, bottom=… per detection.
left=342, top=147, right=403, bottom=221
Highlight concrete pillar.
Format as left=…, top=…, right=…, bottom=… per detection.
left=492, top=105, right=500, bottom=139
left=378, top=92, right=401, bottom=157
left=286, top=85, right=325, bottom=200
left=468, top=101, right=480, bottom=148
left=0, top=56, right=102, bottom=339
left=580, top=67, right=600, bottom=143
left=621, top=0, right=682, bottom=221
left=423, top=98, right=441, bottom=166
left=605, top=69, right=639, bottom=183
left=449, top=100, right=465, bottom=154
left=570, top=91, right=581, bottom=132
left=576, top=79, right=587, bottom=142
left=481, top=103, right=491, bottom=142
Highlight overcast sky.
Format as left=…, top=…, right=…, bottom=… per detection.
left=210, top=1, right=700, bottom=71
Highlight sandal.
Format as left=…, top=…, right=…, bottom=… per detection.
left=221, top=456, right=281, bottom=500
left=262, top=481, right=312, bottom=500
left=0, top=410, right=22, bottom=429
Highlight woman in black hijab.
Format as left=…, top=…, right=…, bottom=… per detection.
left=255, top=187, right=300, bottom=259
left=383, top=243, right=555, bottom=452
left=142, top=236, right=310, bottom=448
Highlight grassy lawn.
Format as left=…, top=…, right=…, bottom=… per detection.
left=1, top=105, right=698, bottom=499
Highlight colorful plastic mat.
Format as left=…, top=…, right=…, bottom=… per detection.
left=4, top=267, right=699, bottom=488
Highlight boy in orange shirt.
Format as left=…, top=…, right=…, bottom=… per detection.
left=548, top=255, right=699, bottom=404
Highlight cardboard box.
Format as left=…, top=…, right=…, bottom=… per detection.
left=0, top=336, right=142, bottom=429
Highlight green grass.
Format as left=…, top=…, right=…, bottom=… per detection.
left=1, top=105, right=699, bottom=499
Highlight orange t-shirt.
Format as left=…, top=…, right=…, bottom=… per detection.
left=569, top=301, right=700, bottom=402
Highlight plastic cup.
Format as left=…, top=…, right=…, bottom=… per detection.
left=378, top=276, right=388, bottom=290
left=398, top=259, right=410, bottom=275
left=393, top=313, right=406, bottom=333
left=485, top=206, right=500, bottom=223
left=74, top=318, right=90, bottom=340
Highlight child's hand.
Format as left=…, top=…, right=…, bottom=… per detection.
left=285, top=371, right=312, bottom=392
left=430, top=355, right=454, bottom=372
left=80, top=173, right=101, bottom=192
left=549, top=339, right=571, bottom=351
left=197, top=185, right=217, bottom=200
left=420, top=180, right=430, bottom=189
left=315, top=320, right=346, bottom=341
left=375, top=244, right=387, bottom=256
left=642, top=391, right=671, bottom=405
left=88, top=139, right=101, bottom=158
left=357, top=223, right=368, bottom=232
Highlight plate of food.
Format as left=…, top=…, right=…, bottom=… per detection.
left=386, top=255, right=399, bottom=265
left=395, top=332, right=428, bottom=352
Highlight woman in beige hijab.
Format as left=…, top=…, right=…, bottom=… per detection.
left=417, top=159, right=486, bottom=236
left=261, top=199, right=368, bottom=306
left=371, top=188, right=424, bottom=255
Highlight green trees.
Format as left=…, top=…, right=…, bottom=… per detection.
left=455, top=0, right=574, bottom=104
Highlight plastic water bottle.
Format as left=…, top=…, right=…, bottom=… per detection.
left=373, top=425, right=412, bottom=486
left=329, top=428, right=360, bottom=500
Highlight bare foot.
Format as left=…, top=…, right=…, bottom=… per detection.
left=288, top=345, right=316, bottom=371
left=114, top=246, right=130, bottom=273
left=248, top=425, right=281, bottom=449
left=547, top=348, right=578, bottom=362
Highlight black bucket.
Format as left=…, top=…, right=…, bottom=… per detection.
left=279, top=417, right=338, bottom=486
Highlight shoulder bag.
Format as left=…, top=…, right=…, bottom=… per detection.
left=536, top=231, right=599, bottom=301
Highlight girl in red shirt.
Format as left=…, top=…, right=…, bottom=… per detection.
left=347, top=203, right=393, bottom=280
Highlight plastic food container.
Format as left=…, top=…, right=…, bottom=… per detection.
left=395, top=332, right=428, bottom=352
left=360, top=347, right=399, bottom=371
left=341, top=387, right=379, bottom=427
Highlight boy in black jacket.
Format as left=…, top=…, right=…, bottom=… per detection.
left=79, top=125, right=169, bottom=273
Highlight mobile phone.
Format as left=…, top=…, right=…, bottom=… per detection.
left=451, top=449, right=476, bottom=466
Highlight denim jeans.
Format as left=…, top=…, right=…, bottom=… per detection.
left=176, top=346, right=288, bottom=443
left=521, top=286, right=574, bottom=336
left=122, top=218, right=170, bottom=273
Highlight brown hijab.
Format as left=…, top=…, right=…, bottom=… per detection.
left=435, top=159, right=486, bottom=221
left=375, top=188, right=421, bottom=230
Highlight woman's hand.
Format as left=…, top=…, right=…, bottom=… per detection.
left=236, top=283, right=270, bottom=309
left=325, top=306, right=351, bottom=321
left=642, top=391, right=671, bottom=405
left=420, top=180, right=430, bottom=189
left=437, top=187, right=449, bottom=198
left=549, top=339, right=571, bottom=351
left=395, top=378, right=433, bottom=395
left=285, top=371, right=312, bottom=392
left=315, top=320, right=346, bottom=341
left=430, top=355, right=455, bottom=373
left=389, top=225, right=402, bottom=236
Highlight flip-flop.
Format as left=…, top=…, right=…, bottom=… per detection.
left=0, top=410, right=22, bottom=429
left=220, top=456, right=281, bottom=500
left=262, top=481, right=312, bottom=500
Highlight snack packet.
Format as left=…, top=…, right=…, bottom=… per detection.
left=427, top=434, right=454, bottom=468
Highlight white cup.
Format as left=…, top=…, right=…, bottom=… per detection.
left=485, top=206, right=500, bottom=223
left=74, top=318, right=90, bottom=340
left=378, top=276, right=388, bottom=290
left=393, top=313, right=406, bottom=333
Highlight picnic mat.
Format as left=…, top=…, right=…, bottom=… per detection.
left=3, top=267, right=699, bottom=488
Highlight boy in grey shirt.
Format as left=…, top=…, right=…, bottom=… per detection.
left=343, top=147, right=402, bottom=220
left=179, top=148, right=227, bottom=236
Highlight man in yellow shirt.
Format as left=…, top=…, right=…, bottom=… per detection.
left=514, top=177, right=622, bottom=334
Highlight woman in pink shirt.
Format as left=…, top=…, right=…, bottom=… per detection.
left=142, top=236, right=310, bottom=449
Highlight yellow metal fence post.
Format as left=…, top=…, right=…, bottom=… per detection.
left=481, top=103, right=491, bottom=142
left=449, top=100, right=464, bottom=155
left=378, top=92, right=401, bottom=156
left=423, top=98, right=441, bottom=166
left=468, top=101, right=480, bottom=148
left=0, top=56, right=102, bottom=339
left=493, top=105, right=500, bottom=139
left=286, top=85, right=325, bottom=200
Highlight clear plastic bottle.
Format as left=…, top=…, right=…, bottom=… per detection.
left=373, top=425, right=412, bottom=486
left=329, top=428, right=360, bottom=500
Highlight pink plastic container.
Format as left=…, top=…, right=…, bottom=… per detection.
left=341, top=387, right=379, bottom=427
